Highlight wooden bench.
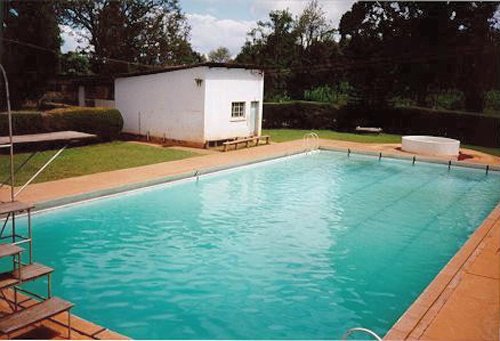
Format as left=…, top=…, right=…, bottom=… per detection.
left=223, top=135, right=270, bottom=152
left=355, top=126, right=383, bottom=134
left=0, top=297, right=73, bottom=339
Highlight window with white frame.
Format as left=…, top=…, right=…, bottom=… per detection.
left=231, top=102, right=246, bottom=119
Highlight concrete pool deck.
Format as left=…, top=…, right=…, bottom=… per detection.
left=0, top=138, right=499, bottom=340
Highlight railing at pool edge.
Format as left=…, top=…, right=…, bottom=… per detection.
left=342, top=327, right=382, bottom=341
left=303, top=132, right=320, bottom=153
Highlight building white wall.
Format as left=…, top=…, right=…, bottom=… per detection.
left=115, top=66, right=264, bottom=145
left=78, top=86, right=85, bottom=107
left=94, top=99, right=115, bottom=108
left=115, top=67, right=206, bottom=142
left=204, top=68, right=264, bottom=141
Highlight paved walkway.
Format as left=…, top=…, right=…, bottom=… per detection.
left=1, top=139, right=498, bottom=340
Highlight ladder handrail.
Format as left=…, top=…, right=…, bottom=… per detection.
left=304, top=132, right=320, bottom=152
left=0, top=63, right=15, bottom=201
left=342, top=327, right=382, bottom=341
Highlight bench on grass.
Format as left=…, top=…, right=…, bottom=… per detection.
left=0, top=297, right=73, bottom=339
left=355, top=126, right=383, bottom=134
left=223, top=135, right=271, bottom=152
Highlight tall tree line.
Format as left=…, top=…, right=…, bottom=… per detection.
left=1, top=0, right=499, bottom=113
left=237, top=1, right=500, bottom=113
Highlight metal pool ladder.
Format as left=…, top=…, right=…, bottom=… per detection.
left=342, top=327, right=382, bottom=341
left=303, top=132, right=320, bottom=153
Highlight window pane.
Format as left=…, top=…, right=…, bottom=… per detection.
left=231, top=102, right=245, bottom=118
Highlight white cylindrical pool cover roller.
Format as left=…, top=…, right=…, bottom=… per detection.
left=402, top=136, right=460, bottom=156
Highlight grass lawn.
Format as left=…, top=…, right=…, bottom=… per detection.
left=462, top=145, right=500, bottom=157
left=263, top=129, right=500, bottom=157
left=263, top=129, right=401, bottom=144
left=0, top=141, right=198, bottom=186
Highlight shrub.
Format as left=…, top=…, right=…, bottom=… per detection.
left=0, top=111, right=45, bottom=135
left=266, top=93, right=292, bottom=103
left=1, top=107, right=123, bottom=140
left=390, top=96, right=417, bottom=107
left=485, top=90, right=500, bottom=114
left=43, top=107, right=123, bottom=139
left=425, top=89, right=465, bottom=111
left=304, top=86, right=335, bottom=103
left=304, top=83, right=351, bottom=106
left=263, top=101, right=340, bottom=129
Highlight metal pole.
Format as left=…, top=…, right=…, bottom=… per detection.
left=28, top=209, right=32, bottom=264
left=0, top=64, right=14, bottom=201
left=14, top=144, right=68, bottom=198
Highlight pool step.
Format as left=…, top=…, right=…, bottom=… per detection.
left=0, top=263, right=54, bottom=290
left=0, top=243, right=22, bottom=259
left=0, top=297, right=73, bottom=337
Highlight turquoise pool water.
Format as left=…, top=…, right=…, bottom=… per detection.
left=21, top=151, right=500, bottom=339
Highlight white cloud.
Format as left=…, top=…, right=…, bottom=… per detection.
left=187, top=13, right=254, bottom=56
left=250, top=0, right=355, bottom=28
left=60, top=25, right=85, bottom=53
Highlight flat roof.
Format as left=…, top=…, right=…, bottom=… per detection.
left=115, top=62, right=264, bottom=79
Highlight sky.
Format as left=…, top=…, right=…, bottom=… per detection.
left=61, top=0, right=356, bottom=56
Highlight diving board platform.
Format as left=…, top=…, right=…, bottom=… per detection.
left=0, top=131, right=96, bottom=145
left=0, top=201, right=34, bottom=215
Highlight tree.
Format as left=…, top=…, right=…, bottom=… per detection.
left=1, top=0, right=60, bottom=109
left=291, top=0, right=340, bottom=97
left=295, top=0, right=335, bottom=49
left=60, top=52, right=91, bottom=75
left=237, top=9, right=300, bottom=99
left=236, top=1, right=341, bottom=100
left=57, top=0, right=201, bottom=75
left=338, top=1, right=500, bottom=113
left=208, top=47, right=232, bottom=63
left=451, top=2, right=499, bottom=111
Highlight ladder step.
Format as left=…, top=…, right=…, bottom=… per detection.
left=0, top=243, right=22, bottom=259
left=0, top=201, right=34, bottom=215
left=0, top=297, right=73, bottom=335
left=0, top=263, right=53, bottom=290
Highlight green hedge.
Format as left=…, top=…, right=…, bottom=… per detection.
left=263, top=102, right=500, bottom=147
left=0, top=111, right=45, bottom=135
left=44, top=107, right=123, bottom=139
left=0, top=107, right=123, bottom=139
left=380, top=106, right=500, bottom=148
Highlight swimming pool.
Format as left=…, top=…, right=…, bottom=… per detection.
left=23, top=151, right=500, bottom=339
